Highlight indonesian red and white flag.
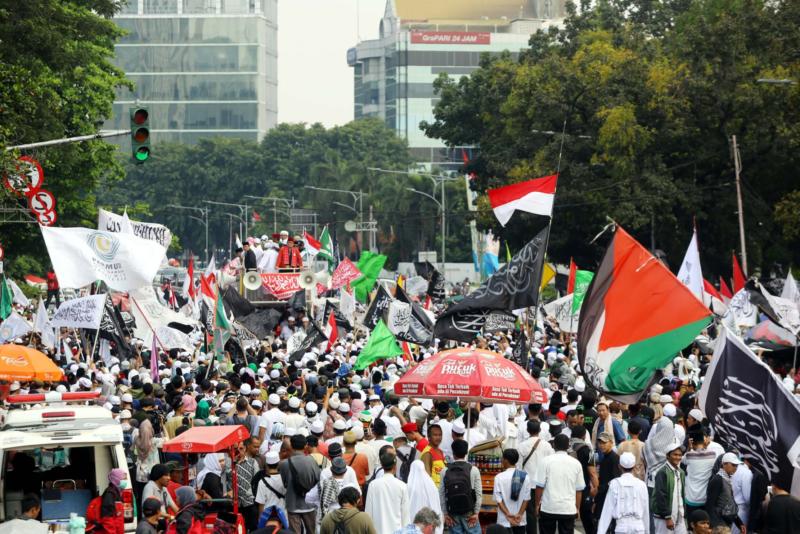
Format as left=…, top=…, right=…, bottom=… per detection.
left=487, top=174, right=558, bottom=226
left=325, top=309, right=338, bottom=352
left=182, top=255, right=196, bottom=301
left=304, top=232, right=321, bottom=256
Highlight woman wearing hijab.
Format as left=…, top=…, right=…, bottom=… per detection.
left=196, top=453, right=229, bottom=512
left=406, top=460, right=444, bottom=534
left=133, top=419, right=160, bottom=512
left=96, top=468, right=127, bottom=534
left=194, top=399, right=211, bottom=426
left=172, top=486, right=204, bottom=534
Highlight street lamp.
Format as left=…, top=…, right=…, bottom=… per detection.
left=203, top=200, right=250, bottom=254
left=406, top=187, right=447, bottom=271
left=304, top=185, right=372, bottom=250
left=244, top=195, right=295, bottom=234
left=167, top=204, right=209, bottom=262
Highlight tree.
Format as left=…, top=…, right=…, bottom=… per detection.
left=422, top=0, right=800, bottom=278
left=0, top=0, right=130, bottom=273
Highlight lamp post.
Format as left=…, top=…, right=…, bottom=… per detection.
left=203, top=200, right=249, bottom=253
left=167, top=204, right=209, bottom=262
left=304, top=186, right=373, bottom=250
left=243, top=195, right=295, bottom=234
left=406, top=187, right=447, bottom=272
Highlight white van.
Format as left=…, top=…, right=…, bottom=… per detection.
left=0, top=392, right=136, bottom=531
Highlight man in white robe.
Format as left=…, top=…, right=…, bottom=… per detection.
left=364, top=450, right=410, bottom=534
left=597, top=452, right=650, bottom=533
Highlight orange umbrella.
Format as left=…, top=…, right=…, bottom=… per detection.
left=0, top=344, right=64, bottom=381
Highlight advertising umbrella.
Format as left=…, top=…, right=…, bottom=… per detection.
left=394, top=348, right=547, bottom=404
left=0, top=344, right=64, bottom=381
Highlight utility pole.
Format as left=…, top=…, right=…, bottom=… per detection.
left=167, top=204, right=209, bottom=262
left=731, top=135, right=747, bottom=274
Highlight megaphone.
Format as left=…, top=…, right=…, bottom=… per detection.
left=244, top=271, right=262, bottom=291
left=298, top=269, right=317, bottom=289
left=218, top=271, right=238, bottom=289
left=316, top=270, right=331, bottom=288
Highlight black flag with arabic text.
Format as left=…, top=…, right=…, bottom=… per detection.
left=394, top=285, right=433, bottom=345
left=289, top=320, right=328, bottom=362
left=434, top=228, right=547, bottom=342
left=363, top=284, right=393, bottom=330
left=699, top=329, right=800, bottom=495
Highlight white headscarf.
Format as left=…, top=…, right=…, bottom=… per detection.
left=196, top=453, right=224, bottom=489
left=407, top=460, right=443, bottom=534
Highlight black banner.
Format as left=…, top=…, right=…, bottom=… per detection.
left=395, top=286, right=433, bottom=345
left=222, top=286, right=255, bottom=318
left=363, top=284, right=393, bottom=330
left=289, top=320, right=328, bottom=362
left=699, top=330, right=800, bottom=494
left=324, top=300, right=352, bottom=332
left=434, top=228, right=547, bottom=342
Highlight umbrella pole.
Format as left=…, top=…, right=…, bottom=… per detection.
left=90, top=326, right=102, bottom=364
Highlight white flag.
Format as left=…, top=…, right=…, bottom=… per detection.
left=781, top=271, right=800, bottom=309
left=34, top=299, right=56, bottom=349
left=98, top=208, right=172, bottom=249
left=204, top=255, right=216, bottom=278
left=759, top=284, right=800, bottom=335
left=721, top=288, right=758, bottom=333
left=51, top=294, right=106, bottom=330
left=677, top=229, right=704, bottom=301
left=386, top=300, right=411, bottom=336
left=339, top=288, right=355, bottom=325
left=41, top=226, right=165, bottom=291
left=0, top=312, right=32, bottom=343
left=544, top=293, right=580, bottom=333
left=7, top=279, right=30, bottom=307
left=144, top=325, right=193, bottom=351
left=128, top=286, right=197, bottom=340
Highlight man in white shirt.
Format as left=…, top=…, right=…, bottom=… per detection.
left=516, top=420, right=554, bottom=534
left=597, top=452, right=649, bottom=534
left=534, top=434, right=585, bottom=534
left=364, top=449, right=410, bottom=534
left=258, top=240, right=279, bottom=273
left=494, top=449, right=534, bottom=533
left=258, top=393, right=286, bottom=443
left=256, top=452, right=286, bottom=516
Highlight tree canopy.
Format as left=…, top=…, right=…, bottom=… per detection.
left=0, top=0, right=129, bottom=276
left=422, top=0, right=800, bottom=279
left=100, top=119, right=473, bottom=267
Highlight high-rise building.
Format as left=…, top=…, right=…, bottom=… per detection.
left=107, top=0, right=277, bottom=144
left=348, top=0, right=566, bottom=170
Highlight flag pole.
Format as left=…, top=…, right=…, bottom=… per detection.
left=129, top=295, right=170, bottom=355
left=528, top=116, right=567, bottom=338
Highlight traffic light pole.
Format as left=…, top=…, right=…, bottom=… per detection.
left=4, top=130, right=130, bottom=151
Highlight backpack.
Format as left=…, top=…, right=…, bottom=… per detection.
left=397, top=448, right=416, bottom=483
left=361, top=468, right=380, bottom=503
left=443, top=462, right=475, bottom=516
left=333, top=513, right=354, bottom=534
left=85, top=496, right=102, bottom=526
left=251, top=470, right=268, bottom=499
left=287, top=457, right=312, bottom=494
left=165, top=506, right=205, bottom=534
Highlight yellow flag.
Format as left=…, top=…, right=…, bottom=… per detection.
left=540, top=262, right=556, bottom=290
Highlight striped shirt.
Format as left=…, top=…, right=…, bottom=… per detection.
left=682, top=448, right=717, bottom=505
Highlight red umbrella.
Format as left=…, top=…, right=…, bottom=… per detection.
left=394, top=348, right=547, bottom=404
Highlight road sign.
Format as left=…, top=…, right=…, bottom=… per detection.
left=28, top=189, right=56, bottom=215
left=3, top=156, right=44, bottom=197
left=36, top=209, right=57, bottom=227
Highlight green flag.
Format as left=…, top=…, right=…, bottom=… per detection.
left=354, top=319, right=404, bottom=370
left=318, top=226, right=334, bottom=265
left=0, top=277, right=13, bottom=320
left=351, top=251, right=387, bottom=303
left=213, top=285, right=232, bottom=360
left=572, top=269, right=595, bottom=313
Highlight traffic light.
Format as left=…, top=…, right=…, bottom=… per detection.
left=129, top=107, right=150, bottom=163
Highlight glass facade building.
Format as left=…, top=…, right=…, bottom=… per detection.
left=107, top=0, right=277, bottom=144
left=349, top=0, right=566, bottom=170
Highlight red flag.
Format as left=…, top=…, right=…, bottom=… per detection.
left=703, top=279, right=721, bottom=300
left=401, top=341, right=412, bottom=362
left=200, top=273, right=216, bottom=300
left=732, top=253, right=746, bottom=293
left=424, top=295, right=432, bottom=310
left=187, top=256, right=196, bottom=300
left=488, top=174, right=558, bottom=226
left=252, top=210, right=262, bottom=223
left=719, top=276, right=733, bottom=300
left=567, top=258, right=577, bottom=294
left=325, top=310, right=338, bottom=352
left=461, top=148, right=469, bottom=164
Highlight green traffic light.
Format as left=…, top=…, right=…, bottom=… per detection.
left=135, top=147, right=150, bottom=162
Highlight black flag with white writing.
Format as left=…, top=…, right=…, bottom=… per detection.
left=434, top=228, right=547, bottom=343
left=699, top=329, right=800, bottom=494
left=395, top=285, right=433, bottom=345
left=363, top=284, right=393, bottom=330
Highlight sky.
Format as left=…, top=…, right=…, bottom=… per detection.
left=278, top=0, right=386, bottom=127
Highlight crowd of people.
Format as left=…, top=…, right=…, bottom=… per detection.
left=2, top=268, right=800, bottom=534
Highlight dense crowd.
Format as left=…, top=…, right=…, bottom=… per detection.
left=2, top=285, right=800, bottom=534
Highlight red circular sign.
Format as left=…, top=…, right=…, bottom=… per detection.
left=3, top=156, right=44, bottom=197
left=28, top=189, right=56, bottom=215
left=37, top=210, right=57, bottom=227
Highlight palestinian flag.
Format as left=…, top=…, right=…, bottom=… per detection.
left=577, top=226, right=712, bottom=403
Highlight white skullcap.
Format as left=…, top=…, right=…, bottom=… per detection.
left=663, top=403, right=677, bottom=417
left=620, top=452, right=636, bottom=469
left=310, top=420, right=325, bottom=434
left=289, top=396, right=301, bottom=409
left=688, top=408, right=704, bottom=422
left=268, top=393, right=280, bottom=405
left=240, top=383, right=252, bottom=396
